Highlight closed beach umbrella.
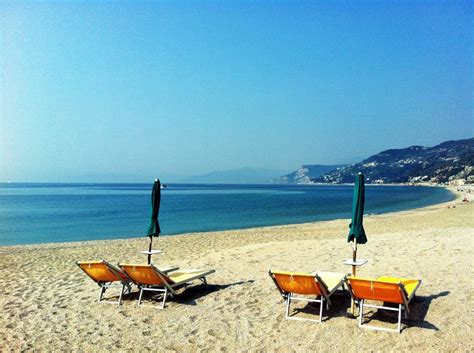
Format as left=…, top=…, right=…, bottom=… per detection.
left=347, top=173, right=367, bottom=247
left=147, top=179, right=161, bottom=264
left=347, top=173, right=367, bottom=315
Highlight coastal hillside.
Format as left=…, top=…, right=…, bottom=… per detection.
left=273, top=164, right=346, bottom=184
left=182, top=167, right=290, bottom=184
left=314, top=138, right=474, bottom=184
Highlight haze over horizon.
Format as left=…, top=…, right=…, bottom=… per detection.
left=1, top=1, right=472, bottom=183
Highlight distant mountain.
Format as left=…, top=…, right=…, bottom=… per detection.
left=182, top=167, right=290, bottom=184
left=273, top=164, right=347, bottom=184
left=313, top=138, right=474, bottom=184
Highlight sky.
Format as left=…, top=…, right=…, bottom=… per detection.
left=0, top=1, right=472, bottom=182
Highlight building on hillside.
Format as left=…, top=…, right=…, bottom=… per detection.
left=449, top=178, right=466, bottom=186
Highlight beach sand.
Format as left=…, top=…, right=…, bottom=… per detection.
left=1, top=187, right=473, bottom=352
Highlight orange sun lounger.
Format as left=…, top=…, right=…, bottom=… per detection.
left=345, top=276, right=422, bottom=333
left=269, top=270, right=347, bottom=322
left=119, top=264, right=215, bottom=309
left=77, top=260, right=178, bottom=305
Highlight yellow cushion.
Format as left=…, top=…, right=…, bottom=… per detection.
left=168, top=270, right=211, bottom=283
left=316, top=272, right=346, bottom=293
left=377, top=277, right=421, bottom=298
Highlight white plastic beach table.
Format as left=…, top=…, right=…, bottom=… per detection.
left=343, top=259, right=368, bottom=267
left=140, top=250, right=162, bottom=258
left=141, top=250, right=162, bottom=255
left=141, top=250, right=162, bottom=264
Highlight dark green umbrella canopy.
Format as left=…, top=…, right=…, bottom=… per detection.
left=347, top=173, right=367, bottom=244
left=147, top=179, right=161, bottom=237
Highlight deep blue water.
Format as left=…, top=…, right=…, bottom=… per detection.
left=0, top=183, right=454, bottom=246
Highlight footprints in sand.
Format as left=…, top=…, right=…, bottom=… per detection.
left=3, top=213, right=473, bottom=351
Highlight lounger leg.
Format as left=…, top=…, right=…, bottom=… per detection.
left=359, top=300, right=364, bottom=327
left=340, top=282, right=347, bottom=296
left=198, top=276, right=209, bottom=288
left=160, top=287, right=168, bottom=310
left=98, top=285, right=106, bottom=302
left=118, top=283, right=126, bottom=305
left=285, top=294, right=291, bottom=319
left=138, top=287, right=144, bottom=307
left=319, top=297, right=324, bottom=323
left=397, top=304, right=402, bottom=333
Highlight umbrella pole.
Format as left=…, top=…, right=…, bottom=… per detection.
left=351, top=241, right=357, bottom=316
left=148, top=237, right=153, bottom=265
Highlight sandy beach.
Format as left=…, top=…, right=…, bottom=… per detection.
left=1, top=187, right=473, bottom=352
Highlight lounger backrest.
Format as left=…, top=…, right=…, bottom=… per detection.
left=271, top=271, right=325, bottom=296
left=347, top=277, right=405, bottom=304
left=77, top=261, right=127, bottom=283
left=120, top=264, right=175, bottom=286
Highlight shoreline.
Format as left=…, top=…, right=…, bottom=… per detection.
left=0, top=185, right=459, bottom=250
left=1, top=186, right=473, bottom=351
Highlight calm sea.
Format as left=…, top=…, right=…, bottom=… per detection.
left=0, top=183, right=454, bottom=246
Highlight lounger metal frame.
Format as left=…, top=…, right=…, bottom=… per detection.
left=137, top=277, right=208, bottom=309
left=121, top=264, right=213, bottom=309
left=347, top=279, right=421, bottom=333
left=138, top=287, right=168, bottom=309
left=358, top=300, right=404, bottom=333
left=285, top=293, right=328, bottom=323
left=77, top=260, right=133, bottom=305
left=269, top=271, right=345, bottom=323
left=98, top=281, right=132, bottom=305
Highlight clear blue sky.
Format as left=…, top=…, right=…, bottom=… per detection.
left=1, top=1, right=472, bottom=182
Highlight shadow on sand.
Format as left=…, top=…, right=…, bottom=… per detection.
left=119, top=280, right=256, bottom=306
left=173, top=280, right=255, bottom=305
left=288, top=290, right=449, bottom=330
left=289, top=291, right=352, bottom=322
left=359, top=291, right=449, bottom=332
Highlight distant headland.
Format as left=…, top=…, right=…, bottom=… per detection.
left=275, top=138, right=473, bottom=186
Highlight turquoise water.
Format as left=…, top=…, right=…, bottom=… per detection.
left=0, top=183, right=454, bottom=246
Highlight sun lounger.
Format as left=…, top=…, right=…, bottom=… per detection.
left=77, top=260, right=178, bottom=305
left=269, top=270, right=347, bottom=322
left=119, top=264, right=215, bottom=309
left=345, top=276, right=422, bottom=333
